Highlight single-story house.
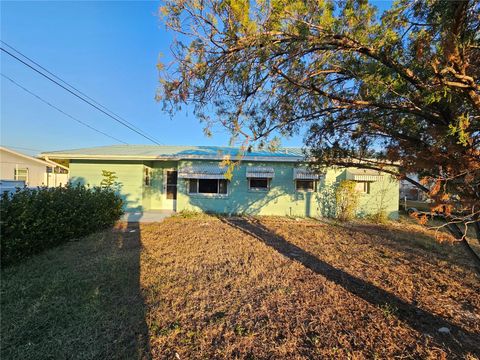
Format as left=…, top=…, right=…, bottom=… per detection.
left=0, top=146, right=69, bottom=188
left=41, top=145, right=399, bottom=218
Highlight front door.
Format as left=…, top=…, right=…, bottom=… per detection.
left=164, top=170, right=177, bottom=211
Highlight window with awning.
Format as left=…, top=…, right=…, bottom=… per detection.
left=178, top=165, right=227, bottom=179
left=246, top=167, right=275, bottom=178
left=346, top=169, right=384, bottom=182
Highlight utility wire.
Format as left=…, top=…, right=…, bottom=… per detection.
left=0, top=45, right=162, bottom=145
left=1, top=73, right=128, bottom=144
left=0, top=40, right=154, bottom=138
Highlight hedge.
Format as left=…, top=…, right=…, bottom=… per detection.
left=0, top=184, right=124, bottom=267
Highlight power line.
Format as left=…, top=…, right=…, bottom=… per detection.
left=1, top=73, right=128, bottom=144
left=0, top=44, right=162, bottom=145
left=0, top=40, right=154, bottom=138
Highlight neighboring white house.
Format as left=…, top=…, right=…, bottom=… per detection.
left=0, top=146, right=69, bottom=188
left=400, top=175, right=428, bottom=201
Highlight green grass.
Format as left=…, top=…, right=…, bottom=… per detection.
left=1, top=227, right=149, bottom=360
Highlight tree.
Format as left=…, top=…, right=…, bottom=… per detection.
left=158, top=0, right=480, bottom=270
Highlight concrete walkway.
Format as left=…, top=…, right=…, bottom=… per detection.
left=121, top=210, right=174, bottom=223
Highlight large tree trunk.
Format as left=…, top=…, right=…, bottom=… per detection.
left=445, top=221, right=480, bottom=276
left=473, top=216, right=480, bottom=247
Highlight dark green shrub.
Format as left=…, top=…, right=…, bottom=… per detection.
left=0, top=184, right=124, bottom=267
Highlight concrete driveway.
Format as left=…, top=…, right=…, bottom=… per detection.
left=121, top=210, right=174, bottom=223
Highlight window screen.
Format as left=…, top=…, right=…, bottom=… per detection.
left=198, top=179, right=219, bottom=193
left=14, top=168, right=28, bottom=183
left=249, top=178, right=269, bottom=190
left=218, top=179, right=228, bottom=194
left=355, top=181, right=370, bottom=194
left=189, top=179, right=198, bottom=193
left=296, top=180, right=315, bottom=191
left=188, top=179, right=228, bottom=195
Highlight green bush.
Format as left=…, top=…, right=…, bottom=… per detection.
left=0, top=184, right=124, bottom=267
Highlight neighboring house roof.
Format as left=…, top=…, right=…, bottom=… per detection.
left=0, top=146, right=70, bottom=171
left=1, top=146, right=56, bottom=167
left=41, top=145, right=306, bottom=162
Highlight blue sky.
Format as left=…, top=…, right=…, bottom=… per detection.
left=1, top=1, right=392, bottom=156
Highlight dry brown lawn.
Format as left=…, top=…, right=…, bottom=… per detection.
left=134, top=214, right=480, bottom=359
left=2, top=214, right=479, bottom=359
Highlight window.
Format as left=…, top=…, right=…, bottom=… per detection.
left=249, top=178, right=269, bottom=191
left=188, top=179, right=228, bottom=195
left=355, top=181, right=371, bottom=194
left=144, top=167, right=152, bottom=186
left=14, top=168, right=28, bottom=183
left=296, top=180, right=316, bottom=191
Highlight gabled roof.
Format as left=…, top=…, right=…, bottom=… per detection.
left=41, top=145, right=306, bottom=162
left=1, top=146, right=55, bottom=167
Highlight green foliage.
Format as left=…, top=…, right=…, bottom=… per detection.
left=176, top=209, right=200, bottom=218
left=335, top=180, right=359, bottom=222
left=0, top=184, right=124, bottom=267
left=100, top=170, right=118, bottom=189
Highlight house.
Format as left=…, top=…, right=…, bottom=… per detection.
left=400, top=176, right=428, bottom=201
left=0, top=146, right=69, bottom=188
left=41, top=145, right=399, bottom=218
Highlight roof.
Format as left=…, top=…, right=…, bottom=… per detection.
left=41, top=145, right=306, bottom=162
left=0, top=146, right=59, bottom=167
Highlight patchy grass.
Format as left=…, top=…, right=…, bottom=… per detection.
left=1, top=224, right=150, bottom=359
left=2, top=215, right=479, bottom=359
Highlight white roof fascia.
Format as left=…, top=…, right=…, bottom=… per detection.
left=41, top=153, right=305, bottom=163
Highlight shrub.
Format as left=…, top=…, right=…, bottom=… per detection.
left=0, top=184, right=124, bottom=267
left=176, top=209, right=200, bottom=218
left=335, top=180, right=359, bottom=221
left=368, top=210, right=389, bottom=224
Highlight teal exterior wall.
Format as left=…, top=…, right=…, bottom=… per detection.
left=69, top=160, right=145, bottom=210
left=176, top=160, right=318, bottom=216
left=176, top=160, right=399, bottom=219
left=69, top=159, right=399, bottom=218
left=142, top=161, right=178, bottom=210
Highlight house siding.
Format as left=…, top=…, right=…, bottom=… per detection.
left=68, top=159, right=399, bottom=218
left=0, top=150, right=48, bottom=187
left=69, top=160, right=145, bottom=210
left=176, top=160, right=399, bottom=218
left=142, top=161, right=178, bottom=210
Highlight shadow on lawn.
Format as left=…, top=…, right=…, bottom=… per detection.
left=220, top=217, right=480, bottom=357
left=327, top=221, right=480, bottom=271
left=0, top=216, right=151, bottom=360
left=122, top=217, right=152, bottom=360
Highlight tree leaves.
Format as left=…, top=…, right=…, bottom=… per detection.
left=158, top=0, right=480, bottom=217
